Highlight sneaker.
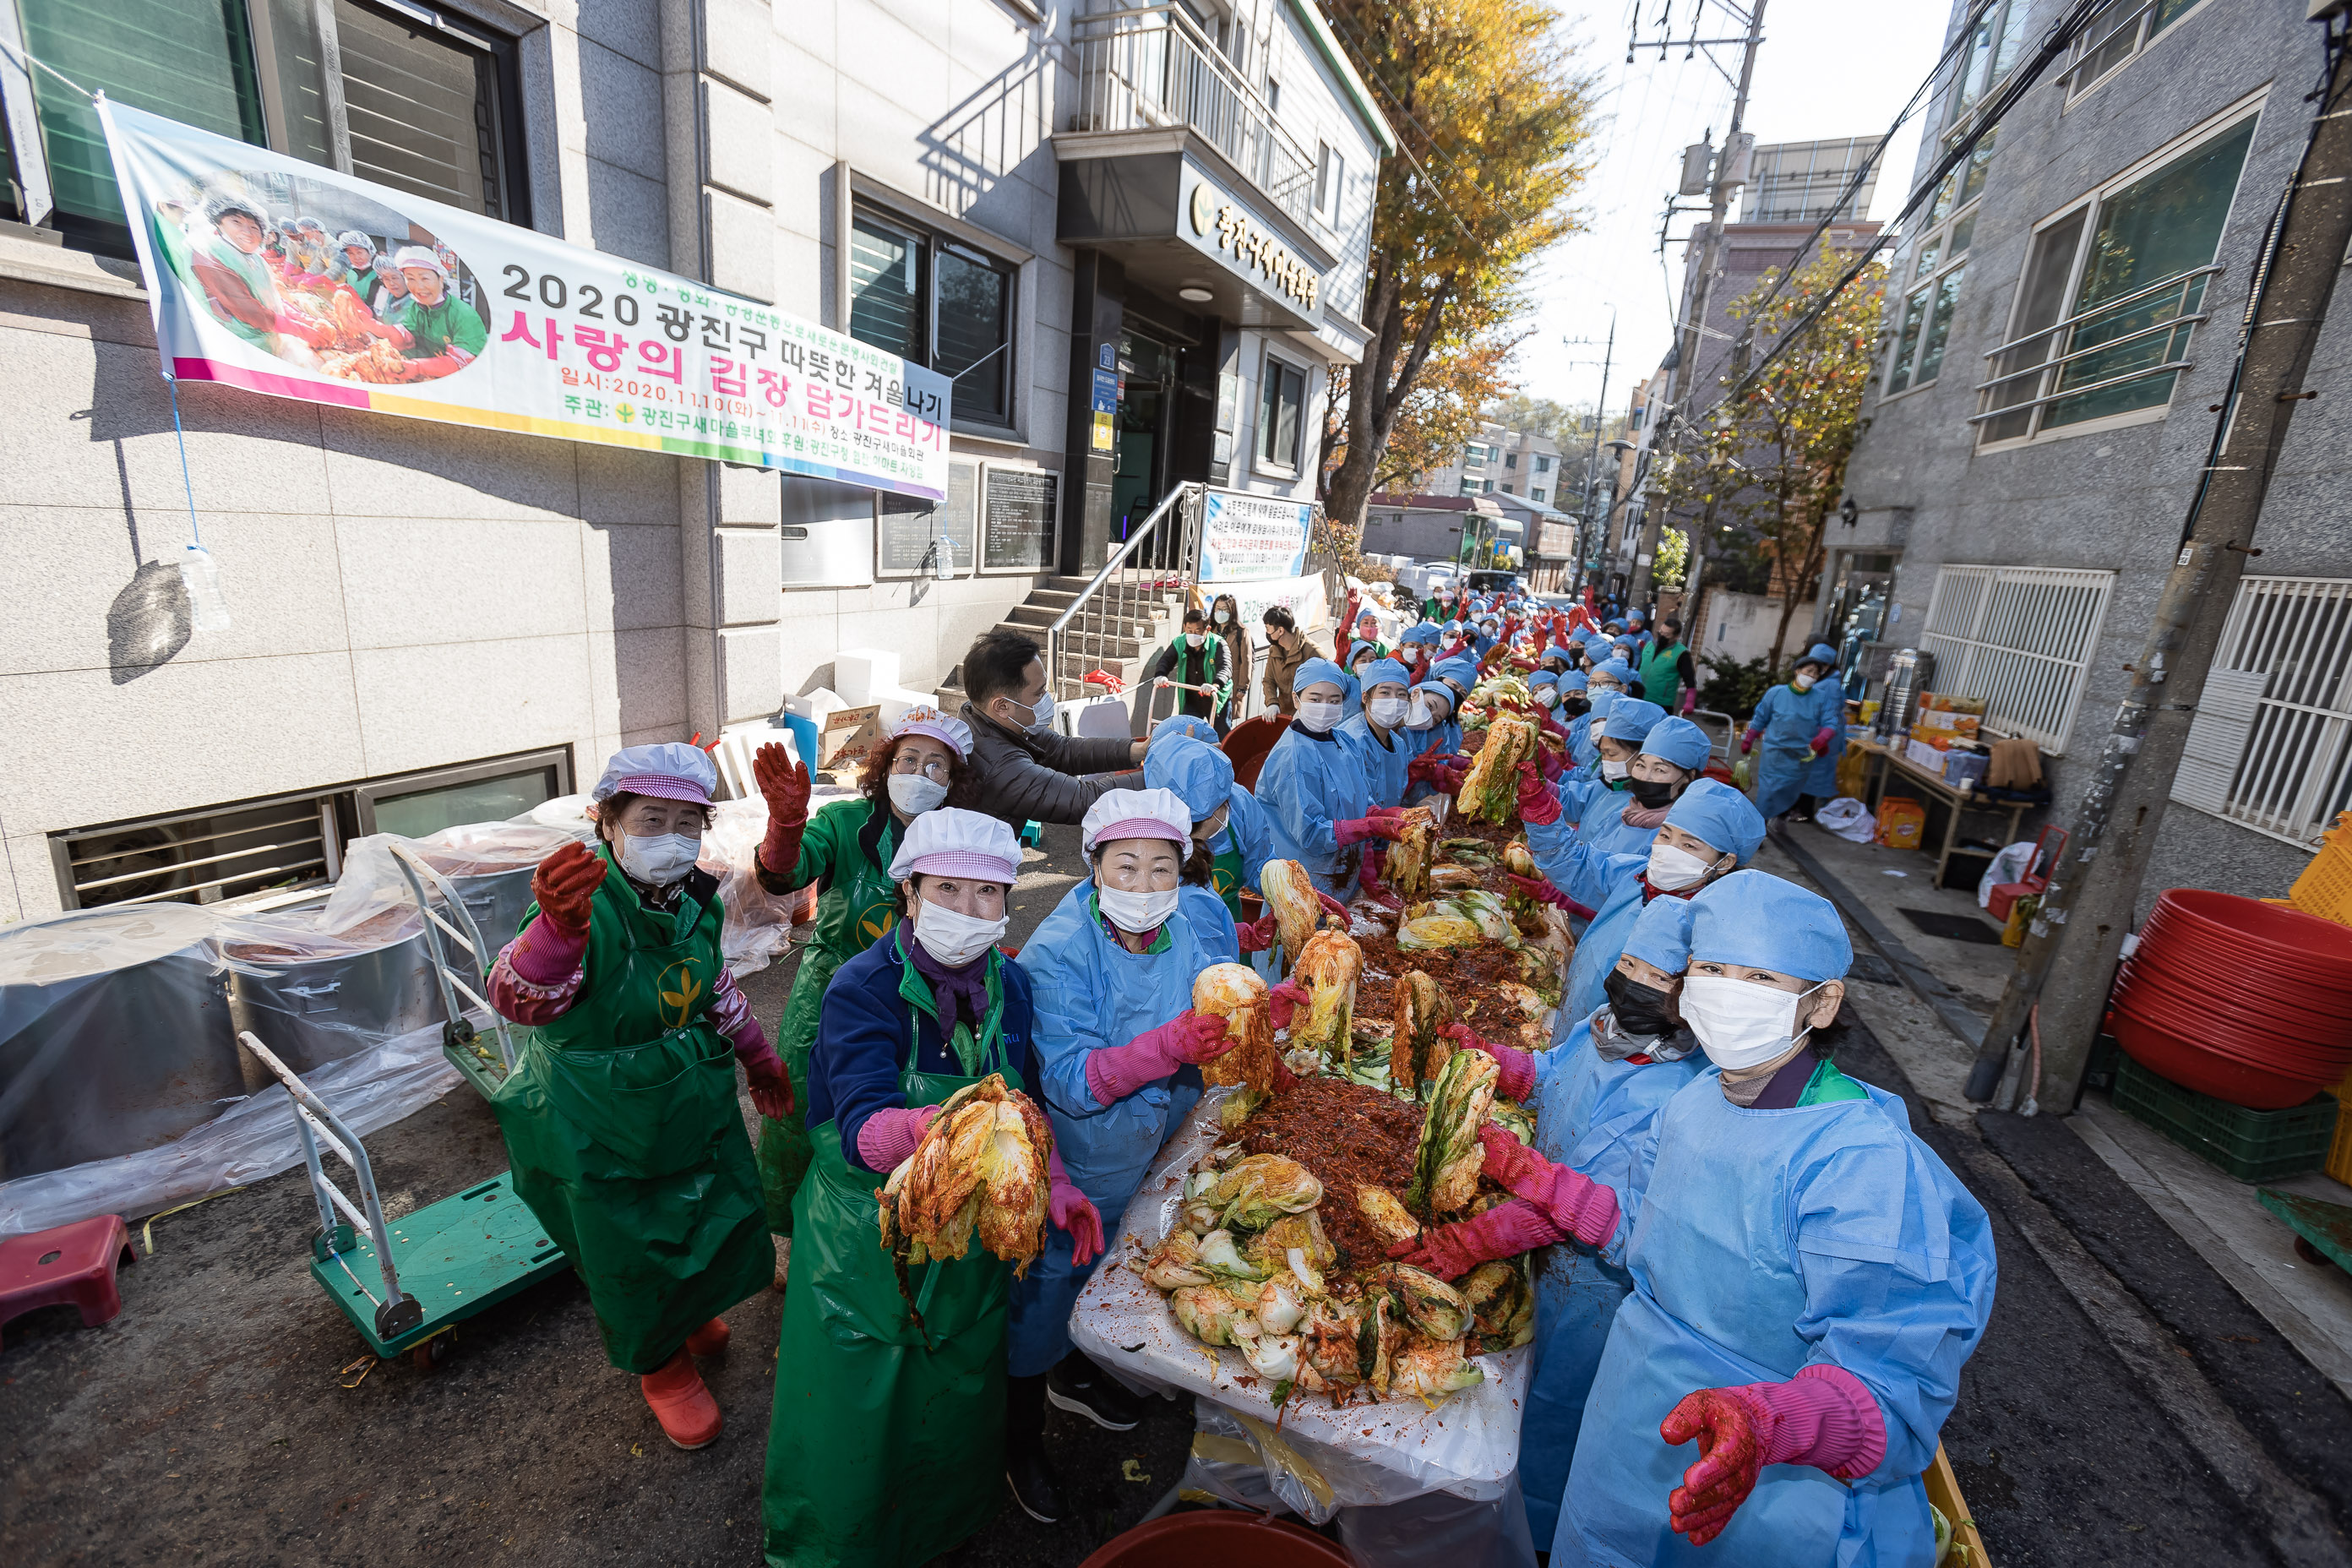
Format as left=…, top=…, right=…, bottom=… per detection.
left=1005, top=1444, right=1068, bottom=1524
left=640, top=1350, right=722, bottom=1450
left=1046, top=1364, right=1142, bottom=1432
left=684, top=1316, right=731, bottom=1356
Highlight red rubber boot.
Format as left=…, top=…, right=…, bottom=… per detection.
left=684, top=1316, right=731, bottom=1355
left=641, top=1350, right=722, bottom=1450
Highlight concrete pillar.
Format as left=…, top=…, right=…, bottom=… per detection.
left=1060, top=250, right=1124, bottom=576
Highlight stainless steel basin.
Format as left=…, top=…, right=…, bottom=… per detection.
left=224, top=906, right=440, bottom=1073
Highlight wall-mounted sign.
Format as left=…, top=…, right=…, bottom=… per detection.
left=1198, top=487, right=1313, bottom=582
left=1184, top=171, right=1323, bottom=313
left=1091, top=368, right=1119, bottom=454
left=981, top=467, right=1059, bottom=574
left=875, top=460, right=979, bottom=577
left=99, top=98, right=951, bottom=498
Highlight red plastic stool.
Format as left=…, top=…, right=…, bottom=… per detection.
left=0, top=1214, right=135, bottom=1337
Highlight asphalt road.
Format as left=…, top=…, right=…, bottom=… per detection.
left=8, top=819, right=2352, bottom=1565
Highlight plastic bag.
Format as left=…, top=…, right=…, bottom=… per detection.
left=1815, top=797, right=1876, bottom=844
left=0, top=1011, right=465, bottom=1237
left=698, top=797, right=798, bottom=977
left=1977, top=840, right=2038, bottom=908
left=1070, top=1091, right=1533, bottom=1511
left=316, top=822, right=584, bottom=937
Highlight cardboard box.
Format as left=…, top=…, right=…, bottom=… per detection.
left=1916, top=708, right=1979, bottom=738
left=1920, top=693, right=1987, bottom=716
left=819, top=703, right=884, bottom=771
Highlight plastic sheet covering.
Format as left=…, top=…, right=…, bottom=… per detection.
left=0, top=1011, right=466, bottom=1238
left=314, top=822, right=586, bottom=938
left=1179, top=1404, right=1537, bottom=1565
left=1070, top=1090, right=1533, bottom=1513
left=213, top=899, right=438, bottom=1073
left=697, top=786, right=862, bottom=977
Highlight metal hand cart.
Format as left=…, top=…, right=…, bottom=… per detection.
left=253, top=844, right=566, bottom=1369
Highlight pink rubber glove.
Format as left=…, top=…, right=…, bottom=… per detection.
left=1662, top=1369, right=1887, bottom=1545
left=1537, top=743, right=1565, bottom=782
left=1086, top=1013, right=1232, bottom=1104
left=1680, top=689, right=1697, bottom=716
left=1740, top=730, right=1758, bottom=754
left=1266, top=977, right=1309, bottom=1032
left=1515, top=761, right=1562, bottom=827
left=1442, top=1023, right=1535, bottom=1101
left=1333, top=815, right=1407, bottom=847
left=856, top=1103, right=941, bottom=1173
left=1478, top=1124, right=1617, bottom=1244
left=1810, top=726, right=1838, bottom=759
left=1504, top=873, right=1592, bottom=920
left=1239, top=912, right=1280, bottom=953
left=1047, top=1145, right=1104, bottom=1266
left=1391, top=1198, right=1566, bottom=1279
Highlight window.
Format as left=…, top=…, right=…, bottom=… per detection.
left=9, top=0, right=527, bottom=256
left=1505, top=453, right=1518, bottom=470
left=1482, top=478, right=1495, bottom=494
left=1315, top=140, right=1343, bottom=223
left=1941, top=0, right=2036, bottom=134
left=1256, top=352, right=1305, bottom=470
left=1975, top=113, right=2255, bottom=445
left=1464, top=444, right=1488, bottom=466
left=1919, top=564, right=2116, bottom=753
left=1534, top=455, right=1552, bottom=473
left=1532, top=487, right=1547, bottom=504
left=2171, top=577, right=2352, bottom=846
left=848, top=206, right=1017, bottom=427
left=2065, top=0, right=2204, bottom=99
left=1884, top=133, right=1995, bottom=396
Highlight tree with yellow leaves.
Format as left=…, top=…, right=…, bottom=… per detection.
left=1659, top=246, right=1886, bottom=673
left=1318, top=0, right=1594, bottom=535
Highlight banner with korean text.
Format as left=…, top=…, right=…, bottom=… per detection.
left=1197, top=487, right=1313, bottom=582
left=97, top=100, right=951, bottom=499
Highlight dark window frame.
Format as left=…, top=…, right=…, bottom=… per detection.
left=1255, top=348, right=1305, bottom=472
left=847, top=199, right=1019, bottom=433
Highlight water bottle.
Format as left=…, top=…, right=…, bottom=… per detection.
left=181, top=543, right=231, bottom=632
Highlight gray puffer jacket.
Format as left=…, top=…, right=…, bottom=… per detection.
left=958, top=702, right=1140, bottom=829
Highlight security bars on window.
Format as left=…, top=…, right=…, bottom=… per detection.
left=1919, top=564, right=2117, bottom=754
left=2173, top=577, right=2352, bottom=847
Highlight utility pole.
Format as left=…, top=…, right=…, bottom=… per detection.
left=1965, top=32, right=2352, bottom=1108
left=1627, top=0, right=1767, bottom=616
left=1559, top=315, right=1617, bottom=596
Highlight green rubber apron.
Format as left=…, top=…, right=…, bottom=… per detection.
left=762, top=943, right=1018, bottom=1568
left=1211, top=844, right=1247, bottom=923
left=758, top=803, right=901, bottom=1236
left=490, top=846, right=770, bottom=1373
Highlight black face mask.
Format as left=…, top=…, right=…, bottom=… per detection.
left=1628, top=775, right=1677, bottom=809
left=1603, top=968, right=1678, bottom=1037
left=1561, top=695, right=1591, bottom=720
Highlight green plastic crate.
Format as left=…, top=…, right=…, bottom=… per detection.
left=2110, top=1058, right=2338, bottom=1183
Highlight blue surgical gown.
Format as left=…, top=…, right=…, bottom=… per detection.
left=1008, top=880, right=1217, bottom=1375
left=1255, top=722, right=1371, bottom=896
left=1749, top=678, right=1848, bottom=819
left=1554, top=1072, right=1997, bottom=1567
left=1338, top=712, right=1413, bottom=810
left=1522, top=814, right=1649, bottom=1030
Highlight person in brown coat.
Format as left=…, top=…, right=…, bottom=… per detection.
left=1258, top=605, right=1326, bottom=716
left=1209, top=592, right=1251, bottom=733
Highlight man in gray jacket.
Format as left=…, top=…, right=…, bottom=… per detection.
left=956, top=629, right=1146, bottom=829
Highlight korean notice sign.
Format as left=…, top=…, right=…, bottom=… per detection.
left=97, top=99, right=951, bottom=499
left=1197, top=487, right=1313, bottom=582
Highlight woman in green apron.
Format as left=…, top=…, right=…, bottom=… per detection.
left=763, top=808, right=1102, bottom=1568
left=748, top=710, right=978, bottom=1278
left=487, top=743, right=794, bottom=1450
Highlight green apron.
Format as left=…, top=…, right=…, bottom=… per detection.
left=763, top=942, right=1018, bottom=1568
left=490, top=847, right=771, bottom=1373
left=758, top=799, right=904, bottom=1234
left=1211, top=845, right=1246, bottom=922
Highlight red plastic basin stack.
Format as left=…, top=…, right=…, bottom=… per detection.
left=2110, top=889, right=2352, bottom=1110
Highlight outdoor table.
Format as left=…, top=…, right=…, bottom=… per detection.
left=1851, top=734, right=2031, bottom=886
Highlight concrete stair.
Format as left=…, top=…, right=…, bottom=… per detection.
left=936, top=574, right=1187, bottom=710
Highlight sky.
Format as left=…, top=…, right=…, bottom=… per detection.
left=1513, top=0, right=1957, bottom=420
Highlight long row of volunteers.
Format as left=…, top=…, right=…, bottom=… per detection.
left=474, top=587, right=1994, bottom=1568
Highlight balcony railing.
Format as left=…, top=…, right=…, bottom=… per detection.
left=1972, top=264, right=2220, bottom=441
left=1070, top=4, right=1319, bottom=231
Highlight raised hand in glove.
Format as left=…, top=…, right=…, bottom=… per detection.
left=531, top=840, right=607, bottom=936
left=1537, top=743, right=1566, bottom=783
left=1440, top=1022, right=1535, bottom=1100
left=1086, top=1013, right=1231, bottom=1103
left=1515, top=760, right=1562, bottom=827
left=754, top=742, right=812, bottom=874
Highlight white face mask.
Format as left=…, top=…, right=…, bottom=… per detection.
left=1590, top=680, right=1620, bottom=697
left=1403, top=695, right=1434, bottom=730
left=1185, top=632, right=1204, bottom=649
left=1600, top=758, right=1631, bottom=781
left=888, top=772, right=949, bottom=816
left=1295, top=699, right=1344, bottom=733
left=617, top=830, right=701, bottom=888
left=1368, top=695, right=1409, bottom=729
left=1097, top=882, right=1180, bottom=934
left=1793, top=672, right=1819, bottom=691
left=1681, top=974, right=1821, bottom=1070
left=1214, top=609, right=1231, bottom=624
left=909, top=897, right=1008, bottom=968
left=1646, top=838, right=1722, bottom=891
left=1004, top=690, right=1056, bottom=732
left=1537, top=688, right=1560, bottom=707
left=1198, top=808, right=1230, bottom=845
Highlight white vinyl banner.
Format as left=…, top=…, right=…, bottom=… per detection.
left=1198, top=488, right=1314, bottom=582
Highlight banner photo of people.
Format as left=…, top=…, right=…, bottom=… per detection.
left=96, top=98, right=951, bottom=500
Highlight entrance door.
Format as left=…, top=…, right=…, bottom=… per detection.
left=1109, top=327, right=1174, bottom=560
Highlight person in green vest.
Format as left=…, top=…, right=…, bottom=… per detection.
left=486, top=743, right=793, bottom=1451
left=378, top=245, right=487, bottom=378
left=762, top=808, right=1101, bottom=1567
left=1639, top=614, right=1699, bottom=716
left=747, top=709, right=980, bottom=1283
left=1146, top=606, right=1233, bottom=725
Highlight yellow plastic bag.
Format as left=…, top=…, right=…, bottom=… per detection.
left=1876, top=797, right=1926, bottom=851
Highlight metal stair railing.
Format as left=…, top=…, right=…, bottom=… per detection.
left=1044, top=482, right=1204, bottom=700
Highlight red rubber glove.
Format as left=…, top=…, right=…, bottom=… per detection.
left=1515, top=761, right=1562, bottom=827
left=1048, top=1145, right=1104, bottom=1267
left=1442, top=1022, right=1535, bottom=1101
left=531, top=841, right=607, bottom=937
left=754, top=742, right=813, bottom=874
left=1662, top=1367, right=1889, bottom=1541
left=1086, top=1013, right=1232, bottom=1103
left=1810, top=726, right=1838, bottom=759
left=744, top=1051, right=795, bottom=1120
left=1740, top=730, right=1758, bottom=755
left=1537, top=743, right=1565, bottom=783
left=1266, top=977, right=1309, bottom=1032
left=1333, top=815, right=1408, bottom=847
left=1239, top=911, right=1280, bottom=953
left=1390, top=1197, right=1566, bottom=1280
left=1315, top=889, right=1351, bottom=923
left=1477, top=1124, right=1618, bottom=1244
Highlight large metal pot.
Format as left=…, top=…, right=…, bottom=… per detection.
left=224, top=904, right=440, bottom=1073
left=0, top=905, right=239, bottom=1181
left=444, top=863, right=536, bottom=956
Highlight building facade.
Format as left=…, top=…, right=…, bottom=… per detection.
left=1839, top=0, right=2350, bottom=901
left=0, top=0, right=1385, bottom=920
